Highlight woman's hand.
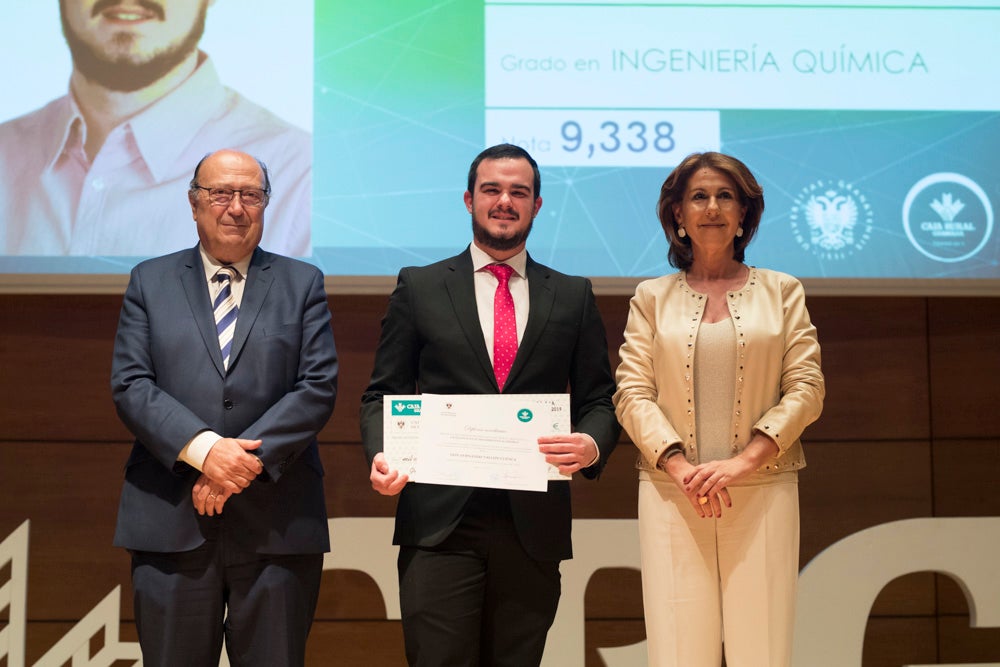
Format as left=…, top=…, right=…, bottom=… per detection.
left=661, top=453, right=732, bottom=518
left=682, top=458, right=750, bottom=515
left=683, top=433, right=780, bottom=509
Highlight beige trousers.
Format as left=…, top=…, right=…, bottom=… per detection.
left=638, top=476, right=799, bottom=667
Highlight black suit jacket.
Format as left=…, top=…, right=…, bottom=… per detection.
left=360, top=248, right=619, bottom=561
left=111, top=246, right=338, bottom=555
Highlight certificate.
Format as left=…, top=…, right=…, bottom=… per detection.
left=382, top=394, right=572, bottom=491
left=382, top=395, right=422, bottom=477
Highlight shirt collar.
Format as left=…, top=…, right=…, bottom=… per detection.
left=39, top=96, right=85, bottom=173
left=199, top=244, right=252, bottom=283
left=128, top=53, right=227, bottom=183
left=470, top=243, right=527, bottom=278
left=45, top=53, right=227, bottom=182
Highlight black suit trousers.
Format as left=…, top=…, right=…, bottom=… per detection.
left=397, top=489, right=561, bottom=667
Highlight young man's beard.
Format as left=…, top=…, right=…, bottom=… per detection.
left=60, top=1, right=207, bottom=93
left=472, top=215, right=533, bottom=253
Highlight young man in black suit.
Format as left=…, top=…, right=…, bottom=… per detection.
left=360, top=143, right=619, bottom=666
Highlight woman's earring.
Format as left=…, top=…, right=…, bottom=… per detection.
left=736, top=226, right=744, bottom=238
left=677, top=227, right=687, bottom=238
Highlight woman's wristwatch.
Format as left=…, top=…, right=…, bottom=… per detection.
left=656, top=444, right=685, bottom=471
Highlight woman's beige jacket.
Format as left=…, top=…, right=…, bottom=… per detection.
left=614, top=267, right=825, bottom=476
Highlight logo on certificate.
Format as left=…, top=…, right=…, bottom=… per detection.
left=517, top=408, right=534, bottom=423
left=391, top=400, right=421, bottom=416
left=790, top=179, right=873, bottom=260
left=902, top=173, right=993, bottom=263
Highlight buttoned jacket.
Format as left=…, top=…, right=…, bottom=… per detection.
left=360, top=247, right=620, bottom=561
left=111, top=246, right=338, bottom=554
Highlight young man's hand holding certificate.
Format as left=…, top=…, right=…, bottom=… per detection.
left=383, top=394, right=573, bottom=491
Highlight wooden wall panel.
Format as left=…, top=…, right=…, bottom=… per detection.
left=928, top=297, right=1000, bottom=438
left=566, top=443, right=638, bottom=521
left=321, top=443, right=396, bottom=518
left=316, top=569, right=391, bottom=620
left=798, top=439, right=934, bottom=561
left=2, top=293, right=1000, bottom=666
left=932, top=439, right=1000, bottom=518
left=584, top=568, right=644, bottom=621
left=306, top=620, right=406, bottom=666
left=862, top=617, right=938, bottom=667
left=935, top=574, right=1000, bottom=656
left=805, top=297, right=930, bottom=441
left=938, top=615, right=1000, bottom=662
left=322, top=294, right=389, bottom=444
left=584, top=620, right=646, bottom=666
left=0, top=295, right=125, bottom=442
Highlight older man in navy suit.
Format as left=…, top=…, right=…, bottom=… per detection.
left=111, top=149, right=337, bottom=667
left=360, top=144, right=620, bottom=666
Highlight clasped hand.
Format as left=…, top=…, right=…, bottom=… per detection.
left=662, top=455, right=744, bottom=518
left=192, top=438, right=264, bottom=515
left=664, top=433, right=779, bottom=518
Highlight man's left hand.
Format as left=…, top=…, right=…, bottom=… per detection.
left=192, top=474, right=232, bottom=516
left=538, top=433, right=599, bottom=475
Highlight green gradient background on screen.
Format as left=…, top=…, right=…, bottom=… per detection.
left=313, top=1, right=486, bottom=274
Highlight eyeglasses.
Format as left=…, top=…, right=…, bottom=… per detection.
left=688, top=192, right=741, bottom=209
left=193, top=185, right=268, bottom=208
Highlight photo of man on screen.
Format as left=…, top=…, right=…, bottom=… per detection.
left=0, top=0, right=311, bottom=257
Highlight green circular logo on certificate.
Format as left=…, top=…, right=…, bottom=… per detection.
left=517, top=409, right=533, bottom=423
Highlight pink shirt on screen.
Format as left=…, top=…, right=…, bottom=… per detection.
left=0, top=55, right=311, bottom=257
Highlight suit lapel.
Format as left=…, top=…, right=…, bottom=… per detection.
left=444, top=249, right=496, bottom=388
left=179, top=247, right=227, bottom=377
left=229, top=247, right=273, bottom=370
left=508, top=255, right=554, bottom=386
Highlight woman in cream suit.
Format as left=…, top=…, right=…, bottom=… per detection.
left=613, top=152, right=825, bottom=666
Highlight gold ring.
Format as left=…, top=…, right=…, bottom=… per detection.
left=698, top=496, right=708, bottom=505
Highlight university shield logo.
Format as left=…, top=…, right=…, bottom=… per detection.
left=791, top=179, right=873, bottom=260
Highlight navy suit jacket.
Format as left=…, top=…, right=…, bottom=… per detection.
left=112, top=245, right=338, bottom=555
left=360, top=248, right=619, bottom=561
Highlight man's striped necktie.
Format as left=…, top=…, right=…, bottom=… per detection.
left=213, top=266, right=239, bottom=370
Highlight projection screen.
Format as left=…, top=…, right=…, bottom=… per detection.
left=2, top=0, right=998, bottom=294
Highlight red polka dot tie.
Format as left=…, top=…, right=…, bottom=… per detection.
left=484, top=263, right=517, bottom=391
